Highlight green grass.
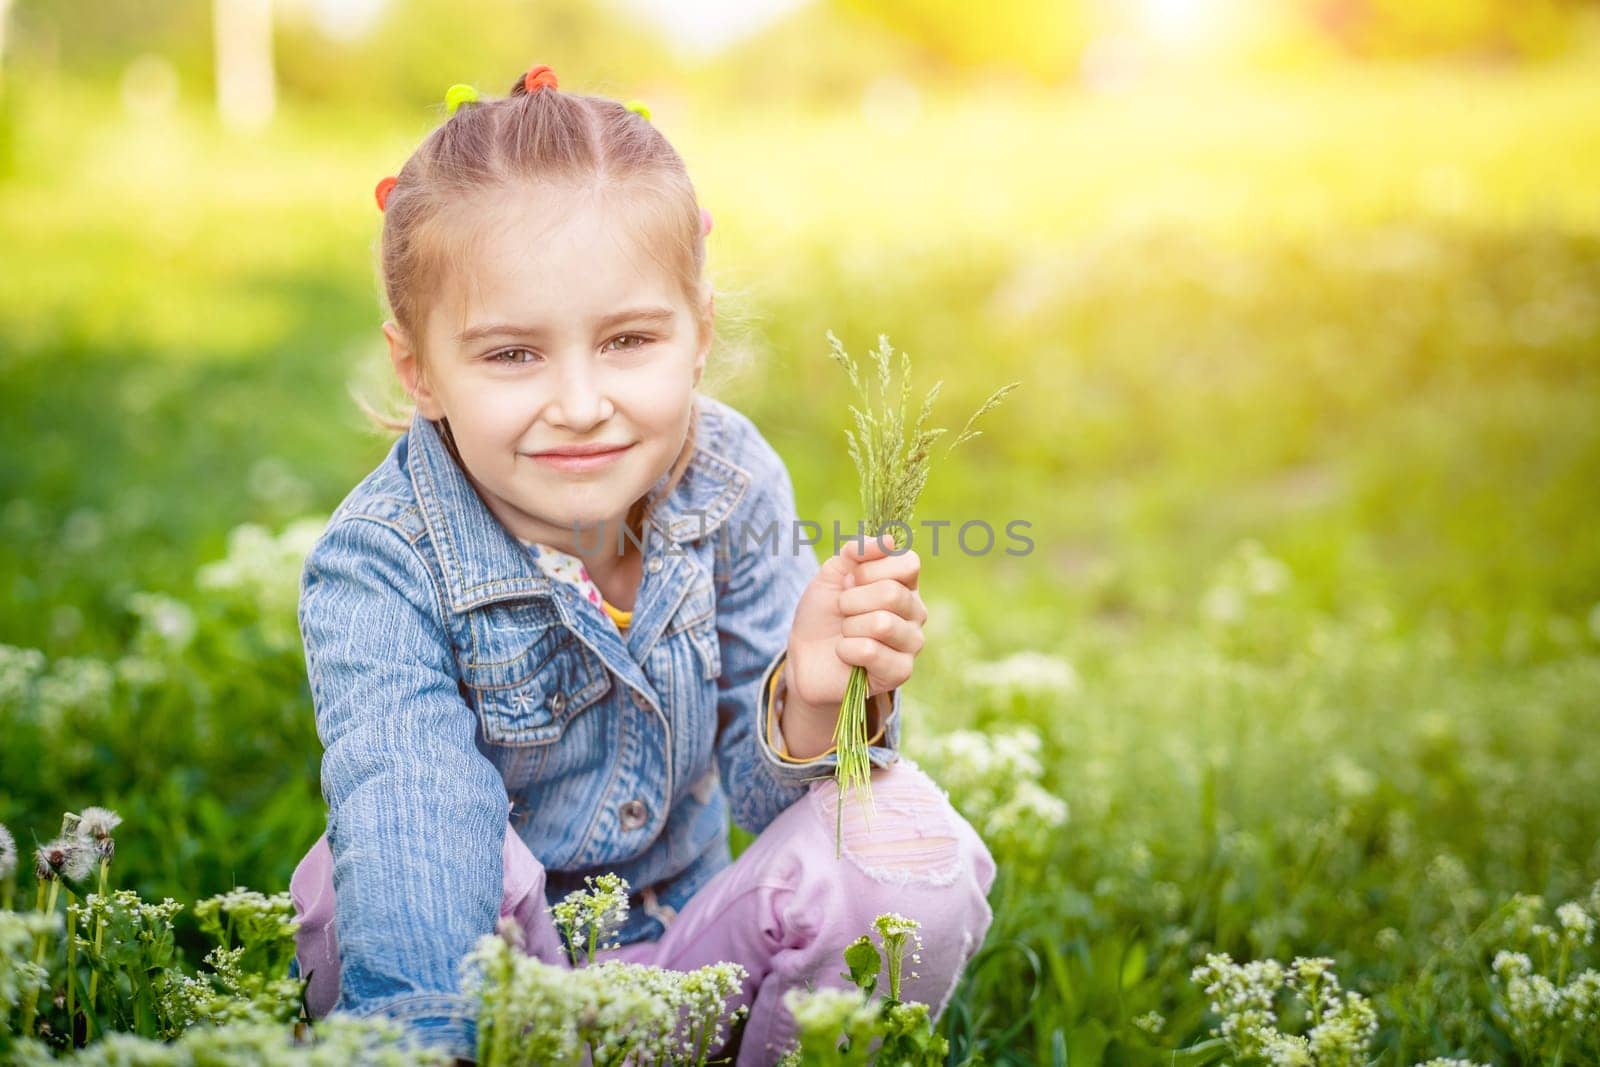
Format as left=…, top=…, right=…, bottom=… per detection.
left=2, top=58, right=1599, bottom=1063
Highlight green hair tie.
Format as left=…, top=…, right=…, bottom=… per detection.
left=445, top=83, right=480, bottom=116
left=623, top=99, right=651, bottom=122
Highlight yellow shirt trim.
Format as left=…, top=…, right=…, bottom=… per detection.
left=765, top=654, right=888, bottom=765
left=602, top=599, right=632, bottom=631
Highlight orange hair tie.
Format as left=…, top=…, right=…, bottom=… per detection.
left=375, top=176, right=398, bottom=212
left=523, top=65, right=558, bottom=93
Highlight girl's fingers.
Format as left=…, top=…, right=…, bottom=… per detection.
left=839, top=579, right=927, bottom=624
left=835, top=638, right=915, bottom=686
left=849, top=548, right=920, bottom=591
left=841, top=610, right=926, bottom=655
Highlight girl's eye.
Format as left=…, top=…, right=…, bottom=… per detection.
left=605, top=334, right=653, bottom=352
left=488, top=348, right=541, bottom=365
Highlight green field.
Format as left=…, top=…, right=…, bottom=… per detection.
left=3, top=56, right=1599, bottom=1064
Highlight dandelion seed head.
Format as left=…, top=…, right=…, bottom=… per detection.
left=0, top=824, right=15, bottom=881
left=35, top=836, right=95, bottom=881
left=78, top=806, right=122, bottom=855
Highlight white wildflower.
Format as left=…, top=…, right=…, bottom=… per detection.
left=115, top=654, right=169, bottom=690
left=0, top=910, right=61, bottom=1011
left=34, top=657, right=115, bottom=719
left=1202, top=539, right=1292, bottom=624
left=917, top=726, right=1068, bottom=856
left=1239, top=540, right=1292, bottom=595
left=248, top=456, right=313, bottom=508
left=1306, top=990, right=1378, bottom=1065
left=61, top=507, right=105, bottom=552
left=1261, top=1031, right=1313, bottom=1066
left=0, top=644, right=47, bottom=706
left=967, top=650, right=1079, bottom=701
left=1556, top=900, right=1594, bottom=945
left=0, top=824, right=15, bottom=881
left=198, top=515, right=327, bottom=620
left=784, top=984, right=877, bottom=1034
left=550, top=872, right=631, bottom=965
left=1132, top=1010, right=1165, bottom=1035
left=1324, top=755, right=1377, bottom=802
left=1191, top=953, right=1287, bottom=1060
left=983, top=780, right=1069, bottom=842
left=127, top=591, right=197, bottom=650
left=1504, top=893, right=1545, bottom=939
left=1493, top=951, right=1532, bottom=981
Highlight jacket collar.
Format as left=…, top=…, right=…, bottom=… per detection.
left=406, top=400, right=749, bottom=614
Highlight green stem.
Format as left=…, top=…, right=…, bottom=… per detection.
left=488, top=947, right=513, bottom=1067
left=66, top=889, right=77, bottom=1043
left=832, top=666, right=874, bottom=858
left=19, top=878, right=60, bottom=1036
left=87, top=857, right=107, bottom=1014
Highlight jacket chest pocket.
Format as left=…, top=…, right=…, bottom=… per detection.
left=662, top=573, right=721, bottom=683
left=461, top=604, right=612, bottom=747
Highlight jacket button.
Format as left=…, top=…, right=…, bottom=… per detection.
left=646, top=556, right=664, bottom=574
left=549, top=692, right=566, bottom=714
left=619, top=799, right=648, bottom=830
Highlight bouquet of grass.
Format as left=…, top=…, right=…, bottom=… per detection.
left=825, top=330, right=1019, bottom=855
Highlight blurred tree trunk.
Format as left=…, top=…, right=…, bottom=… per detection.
left=214, top=0, right=275, bottom=131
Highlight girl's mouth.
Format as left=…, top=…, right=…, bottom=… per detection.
left=528, top=444, right=634, bottom=472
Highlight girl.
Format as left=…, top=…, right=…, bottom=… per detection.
left=288, top=62, right=995, bottom=1065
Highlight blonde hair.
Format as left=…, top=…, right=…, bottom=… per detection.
left=358, top=69, right=728, bottom=533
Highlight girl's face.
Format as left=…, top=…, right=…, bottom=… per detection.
left=385, top=184, right=710, bottom=557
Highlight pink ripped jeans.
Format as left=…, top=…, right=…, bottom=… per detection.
left=290, top=759, right=996, bottom=1065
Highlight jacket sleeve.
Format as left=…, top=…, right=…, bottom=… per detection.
left=298, top=515, right=506, bottom=1061
left=712, top=424, right=901, bottom=836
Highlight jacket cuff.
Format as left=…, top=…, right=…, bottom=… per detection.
left=756, top=650, right=900, bottom=781
left=346, top=991, right=477, bottom=1061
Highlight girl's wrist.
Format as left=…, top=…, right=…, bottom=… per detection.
left=777, top=659, right=884, bottom=759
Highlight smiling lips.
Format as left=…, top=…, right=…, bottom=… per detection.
left=529, top=442, right=634, bottom=472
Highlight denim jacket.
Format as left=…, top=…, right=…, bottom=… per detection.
left=296, top=394, right=902, bottom=1057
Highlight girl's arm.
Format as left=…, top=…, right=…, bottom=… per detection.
left=711, top=415, right=902, bottom=835
left=299, top=515, right=508, bottom=1062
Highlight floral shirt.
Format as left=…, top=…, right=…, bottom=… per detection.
left=519, top=541, right=634, bottom=634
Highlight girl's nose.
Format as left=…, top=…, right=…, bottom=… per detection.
left=548, top=362, right=614, bottom=430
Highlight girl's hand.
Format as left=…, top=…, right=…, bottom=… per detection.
left=784, top=534, right=927, bottom=731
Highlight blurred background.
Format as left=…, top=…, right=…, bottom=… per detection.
left=2, top=1, right=1599, bottom=1062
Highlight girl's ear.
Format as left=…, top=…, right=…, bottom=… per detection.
left=692, top=292, right=714, bottom=388
left=384, top=320, right=445, bottom=419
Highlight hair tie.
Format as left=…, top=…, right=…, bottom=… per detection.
left=623, top=99, right=651, bottom=122
left=375, top=176, right=397, bottom=212
left=445, top=83, right=480, bottom=115
left=699, top=207, right=714, bottom=237
left=523, top=65, right=559, bottom=94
